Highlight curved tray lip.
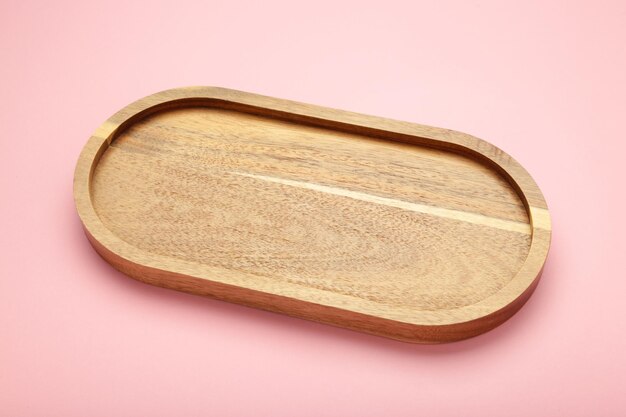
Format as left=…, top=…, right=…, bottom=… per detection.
left=74, top=86, right=551, bottom=328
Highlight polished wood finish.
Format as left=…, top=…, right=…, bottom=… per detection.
left=74, top=87, right=551, bottom=343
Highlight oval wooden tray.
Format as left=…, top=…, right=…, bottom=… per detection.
left=74, top=87, right=551, bottom=343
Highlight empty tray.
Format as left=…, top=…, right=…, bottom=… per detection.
left=74, top=87, right=551, bottom=343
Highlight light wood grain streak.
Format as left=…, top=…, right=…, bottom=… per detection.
left=530, top=207, right=551, bottom=230
left=232, top=171, right=533, bottom=234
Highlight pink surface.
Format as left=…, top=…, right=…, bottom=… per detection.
left=1, top=1, right=625, bottom=415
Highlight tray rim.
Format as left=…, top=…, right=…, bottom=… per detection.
left=74, top=86, right=551, bottom=343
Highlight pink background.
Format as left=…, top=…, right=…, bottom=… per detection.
left=1, top=1, right=625, bottom=415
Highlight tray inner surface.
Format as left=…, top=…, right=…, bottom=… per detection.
left=91, top=106, right=531, bottom=312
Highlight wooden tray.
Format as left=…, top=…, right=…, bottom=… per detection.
left=74, top=87, right=551, bottom=343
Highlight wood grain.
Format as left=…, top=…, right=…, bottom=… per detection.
left=74, top=87, right=551, bottom=343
